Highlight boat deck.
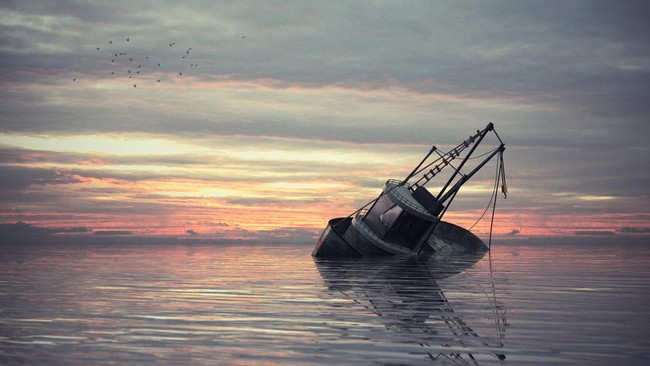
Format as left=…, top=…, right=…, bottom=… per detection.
left=352, top=214, right=412, bottom=255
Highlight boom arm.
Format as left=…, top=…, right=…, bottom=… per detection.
left=437, top=143, right=505, bottom=206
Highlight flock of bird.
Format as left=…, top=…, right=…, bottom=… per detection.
left=73, top=37, right=200, bottom=88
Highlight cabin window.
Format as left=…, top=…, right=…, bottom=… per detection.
left=380, top=205, right=402, bottom=228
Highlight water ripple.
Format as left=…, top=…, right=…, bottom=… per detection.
left=1, top=242, right=649, bottom=365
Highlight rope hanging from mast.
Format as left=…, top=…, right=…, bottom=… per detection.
left=488, top=152, right=503, bottom=251
left=467, top=149, right=507, bottom=251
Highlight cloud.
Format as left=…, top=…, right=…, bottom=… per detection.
left=93, top=230, right=132, bottom=236
left=204, top=222, right=229, bottom=227
left=0, top=166, right=84, bottom=189
left=1, top=1, right=648, bottom=241
left=0, top=221, right=89, bottom=237
left=254, top=227, right=320, bottom=243
left=574, top=230, right=616, bottom=236
left=0, top=222, right=50, bottom=235
left=619, top=227, right=650, bottom=234
left=0, top=206, right=24, bottom=213
left=2, top=2, right=648, bottom=143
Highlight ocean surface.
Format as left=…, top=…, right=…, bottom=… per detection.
left=1, top=241, right=649, bottom=365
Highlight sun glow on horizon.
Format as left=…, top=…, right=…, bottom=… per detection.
left=2, top=127, right=647, bottom=241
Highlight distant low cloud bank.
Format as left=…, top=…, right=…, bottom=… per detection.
left=0, top=222, right=89, bottom=236
left=93, top=230, right=133, bottom=236
left=619, top=227, right=650, bottom=234
left=574, top=230, right=616, bottom=236
left=0, top=222, right=90, bottom=245
left=0, top=221, right=320, bottom=245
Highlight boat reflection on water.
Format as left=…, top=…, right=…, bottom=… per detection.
left=314, top=252, right=507, bottom=364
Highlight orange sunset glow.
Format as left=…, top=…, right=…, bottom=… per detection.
left=1, top=2, right=649, bottom=245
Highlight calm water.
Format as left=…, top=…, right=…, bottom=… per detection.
left=1, top=241, right=649, bottom=365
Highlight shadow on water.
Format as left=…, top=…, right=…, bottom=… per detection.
left=314, top=252, right=506, bottom=365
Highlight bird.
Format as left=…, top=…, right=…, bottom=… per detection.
left=242, top=35, right=245, bottom=38
left=92, top=36, right=206, bottom=88
left=72, top=78, right=76, bottom=81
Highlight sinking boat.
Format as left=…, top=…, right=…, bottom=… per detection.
left=312, top=122, right=507, bottom=258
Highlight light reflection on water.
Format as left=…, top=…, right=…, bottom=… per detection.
left=0, top=242, right=649, bottom=365
left=315, top=253, right=507, bottom=364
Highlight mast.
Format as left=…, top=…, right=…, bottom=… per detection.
left=408, top=128, right=486, bottom=191
left=411, top=123, right=504, bottom=256
left=437, top=144, right=505, bottom=206
left=435, top=122, right=494, bottom=201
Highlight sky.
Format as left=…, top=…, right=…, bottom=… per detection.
left=1, top=0, right=649, bottom=245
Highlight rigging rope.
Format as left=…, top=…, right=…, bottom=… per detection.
left=466, top=150, right=506, bottom=251
left=463, top=147, right=500, bottom=161
left=488, top=156, right=502, bottom=250
left=468, top=155, right=501, bottom=231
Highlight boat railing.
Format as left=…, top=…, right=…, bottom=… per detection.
left=386, top=179, right=408, bottom=187
left=385, top=179, right=435, bottom=218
